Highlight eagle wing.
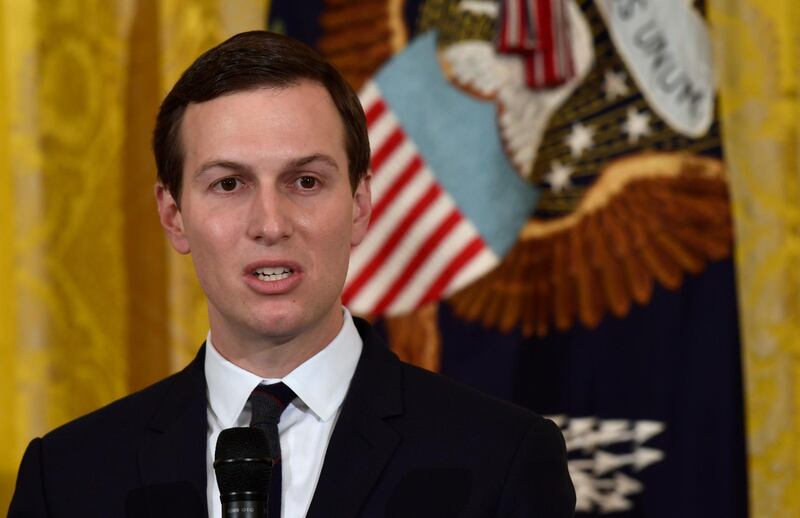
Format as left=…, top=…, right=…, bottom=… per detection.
left=448, top=152, right=732, bottom=336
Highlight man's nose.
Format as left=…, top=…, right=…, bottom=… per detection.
left=246, top=187, right=293, bottom=244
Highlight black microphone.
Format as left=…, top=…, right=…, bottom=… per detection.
left=214, top=427, right=273, bottom=518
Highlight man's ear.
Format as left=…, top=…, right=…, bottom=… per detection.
left=351, top=174, right=372, bottom=247
left=155, top=183, right=190, bottom=254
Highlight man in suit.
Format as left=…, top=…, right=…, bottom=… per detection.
left=9, top=31, right=575, bottom=517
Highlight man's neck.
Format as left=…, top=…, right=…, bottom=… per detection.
left=207, top=310, right=344, bottom=378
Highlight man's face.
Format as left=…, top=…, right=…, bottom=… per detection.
left=156, top=81, right=371, bottom=349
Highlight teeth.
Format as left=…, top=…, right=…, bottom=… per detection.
left=254, top=267, right=292, bottom=277
left=253, top=267, right=292, bottom=282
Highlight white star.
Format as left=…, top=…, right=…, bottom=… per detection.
left=623, top=107, right=651, bottom=143
left=603, top=69, right=630, bottom=101
left=546, top=160, right=574, bottom=193
left=566, top=122, right=595, bottom=158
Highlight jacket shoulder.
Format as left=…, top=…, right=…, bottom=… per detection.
left=9, top=349, right=208, bottom=516
left=398, top=359, right=554, bottom=436
left=41, top=347, right=204, bottom=450
left=349, top=318, right=575, bottom=516
left=354, top=316, right=547, bottom=432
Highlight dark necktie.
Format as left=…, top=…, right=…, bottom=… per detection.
left=249, top=382, right=297, bottom=518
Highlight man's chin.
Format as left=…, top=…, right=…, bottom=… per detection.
left=210, top=298, right=342, bottom=349
left=246, top=316, right=307, bottom=344
left=252, top=307, right=342, bottom=348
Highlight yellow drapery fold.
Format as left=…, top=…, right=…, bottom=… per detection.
left=0, top=0, right=266, bottom=509
left=709, top=0, right=800, bottom=516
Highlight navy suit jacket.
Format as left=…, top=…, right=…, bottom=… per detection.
left=9, top=318, right=574, bottom=517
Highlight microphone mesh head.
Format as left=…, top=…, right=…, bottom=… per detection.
left=214, top=427, right=272, bottom=495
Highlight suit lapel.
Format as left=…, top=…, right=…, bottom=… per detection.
left=136, top=346, right=208, bottom=516
left=307, top=319, right=404, bottom=518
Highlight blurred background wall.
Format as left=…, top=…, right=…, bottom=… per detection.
left=0, top=1, right=797, bottom=516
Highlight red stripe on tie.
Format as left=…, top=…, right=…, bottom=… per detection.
left=369, top=155, right=423, bottom=229
left=365, top=99, right=386, bottom=127
left=342, top=183, right=443, bottom=307
left=369, top=209, right=463, bottom=315
left=370, top=127, right=404, bottom=174
left=418, top=236, right=485, bottom=306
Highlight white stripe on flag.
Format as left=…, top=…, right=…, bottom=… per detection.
left=386, top=218, right=481, bottom=314
left=445, top=245, right=498, bottom=296
left=554, top=0, right=572, bottom=79
left=370, top=140, right=417, bottom=199
left=348, top=192, right=452, bottom=314
left=346, top=168, right=434, bottom=282
left=507, top=0, right=521, bottom=44
left=359, top=81, right=381, bottom=113
left=367, top=107, right=400, bottom=156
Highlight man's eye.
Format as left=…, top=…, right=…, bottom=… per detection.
left=297, top=176, right=317, bottom=189
left=216, top=178, right=239, bottom=192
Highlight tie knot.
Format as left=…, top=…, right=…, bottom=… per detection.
left=249, top=382, right=297, bottom=427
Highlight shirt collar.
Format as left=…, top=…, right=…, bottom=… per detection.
left=205, top=308, right=363, bottom=428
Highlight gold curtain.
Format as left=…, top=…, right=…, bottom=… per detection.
left=709, top=1, right=800, bottom=517
left=0, top=0, right=267, bottom=510
left=4, top=0, right=798, bottom=515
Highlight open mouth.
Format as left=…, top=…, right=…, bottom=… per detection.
left=252, top=266, right=293, bottom=282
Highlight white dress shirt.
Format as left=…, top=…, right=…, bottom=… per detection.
left=204, top=309, right=363, bottom=518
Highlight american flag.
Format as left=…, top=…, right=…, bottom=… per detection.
left=497, top=0, right=575, bottom=88
left=342, top=81, right=499, bottom=317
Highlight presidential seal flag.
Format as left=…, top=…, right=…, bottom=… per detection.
left=267, top=0, right=749, bottom=516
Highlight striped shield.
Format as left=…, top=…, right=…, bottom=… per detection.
left=343, top=32, right=538, bottom=318
left=497, top=0, right=575, bottom=88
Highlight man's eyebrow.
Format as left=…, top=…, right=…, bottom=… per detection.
left=194, top=160, right=250, bottom=178
left=286, top=153, right=340, bottom=171
left=193, top=154, right=340, bottom=178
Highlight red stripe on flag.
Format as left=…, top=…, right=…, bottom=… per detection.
left=368, top=155, right=423, bottom=229
left=498, top=1, right=509, bottom=50
left=369, top=210, right=463, bottom=315
left=370, top=127, right=404, bottom=173
left=516, top=0, right=526, bottom=47
left=526, top=0, right=537, bottom=43
left=499, top=0, right=573, bottom=88
left=536, top=0, right=557, bottom=84
left=365, top=99, right=386, bottom=127
left=524, top=56, right=536, bottom=89
left=343, top=182, right=443, bottom=306
left=418, top=236, right=485, bottom=306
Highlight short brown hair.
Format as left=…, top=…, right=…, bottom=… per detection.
left=152, top=31, right=370, bottom=204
